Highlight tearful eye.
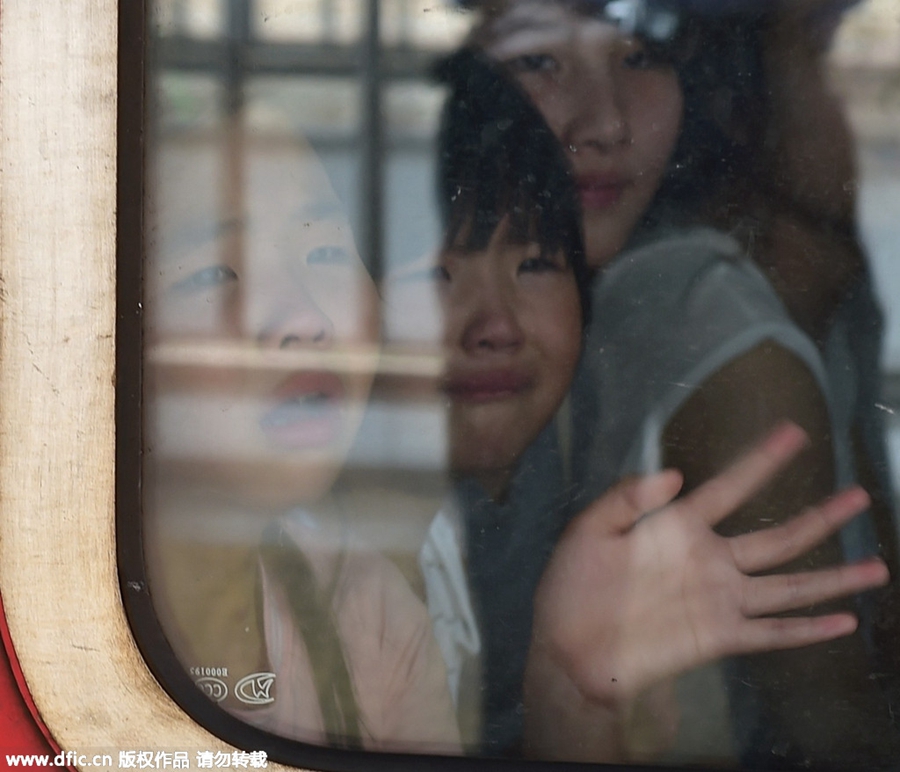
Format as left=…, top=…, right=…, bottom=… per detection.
left=517, top=246, right=568, bottom=275
left=171, top=265, right=238, bottom=294
left=518, top=257, right=566, bottom=274
left=307, top=245, right=352, bottom=266
left=504, top=53, right=559, bottom=75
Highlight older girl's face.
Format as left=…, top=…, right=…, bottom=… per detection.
left=482, top=1, right=684, bottom=269
left=146, top=141, right=379, bottom=507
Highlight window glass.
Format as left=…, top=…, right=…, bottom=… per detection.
left=244, top=77, right=360, bottom=136
left=130, top=0, right=900, bottom=767
left=831, top=1, right=900, bottom=486
left=155, top=0, right=226, bottom=38
left=157, top=73, right=224, bottom=132
left=380, top=0, right=472, bottom=48
left=255, top=0, right=365, bottom=42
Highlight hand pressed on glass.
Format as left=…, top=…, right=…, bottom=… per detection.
left=524, top=423, right=889, bottom=761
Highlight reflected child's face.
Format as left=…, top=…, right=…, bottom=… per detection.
left=146, top=141, right=379, bottom=507
left=439, top=220, right=582, bottom=499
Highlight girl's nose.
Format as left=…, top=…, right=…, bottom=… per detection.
left=257, top=288, right=334, bottom=349
left=561, top=65, right=630, bottom=153
left=458, top=282, right=524, bottom=355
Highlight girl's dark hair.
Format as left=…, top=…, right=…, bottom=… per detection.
left=644, top=10, right=769, bottom=234
left=435, top=48, right=592, bottom=325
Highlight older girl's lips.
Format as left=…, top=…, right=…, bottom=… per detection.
left=260, top=371, right=345, bottom=450
left=444, top=369, right=532, bottom=403
left=577, top=174, right=626, bottom=210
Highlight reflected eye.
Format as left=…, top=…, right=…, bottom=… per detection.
left=433, top=265, right=451, bottom=282
left=505, top=53, right=559, bottom=75
left=170, top=265, right=238, bottom=294
left=307, top=245, right=353, bottom=266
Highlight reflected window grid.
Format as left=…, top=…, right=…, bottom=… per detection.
left=142, top=0, right=900, bottom=763
left=153, top=0, right=473, bottom=286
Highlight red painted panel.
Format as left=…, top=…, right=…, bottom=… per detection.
left=0, top=592, right=66, bottom=769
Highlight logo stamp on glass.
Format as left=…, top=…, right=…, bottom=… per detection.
left=235, top=672, right=276, bottom=705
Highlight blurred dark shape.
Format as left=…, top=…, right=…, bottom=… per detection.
left=434, top=48, right=590, bottom=322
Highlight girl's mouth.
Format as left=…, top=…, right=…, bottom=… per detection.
left=444, top=369, right=532, bottom=403
left=577, top=175, right=626, bottom=210
left=260, top=372, right=345, bottom=450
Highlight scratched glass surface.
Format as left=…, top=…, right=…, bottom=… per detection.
left=139, top=0, right=900, bottom=767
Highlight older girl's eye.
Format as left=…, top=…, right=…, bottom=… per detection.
left=307, top=245, right=352, bottom=266
left=620, top=40, right=669, bottom=70
left=504, top=53, right=559, bottom=75
left=623, top=48, right=650, bottom=68
left=170, top=265, right=238, bottom=294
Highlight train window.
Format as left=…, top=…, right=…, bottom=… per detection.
left=159, top=73, right=223, bottom=131
left=108, top=0, right=900, bottom=768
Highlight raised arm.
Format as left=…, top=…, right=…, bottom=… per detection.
left=522, top=422, right=889, bottom=763
left=661, top=342, right=898, bottom=766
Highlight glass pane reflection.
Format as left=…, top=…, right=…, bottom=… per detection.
left=139, top=0, right=900, bottom=767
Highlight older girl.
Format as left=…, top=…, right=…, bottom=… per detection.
left=466, top=0, right=899, bottom=765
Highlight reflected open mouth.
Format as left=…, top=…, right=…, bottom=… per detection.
left=260, top=372, right=344, bottom=450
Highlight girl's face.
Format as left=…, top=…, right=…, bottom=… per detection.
left=482, top=1, right=684, bottom=269
left=146, top=141, right=379, bottom=507
left=439, top=221, right=582, bottom=499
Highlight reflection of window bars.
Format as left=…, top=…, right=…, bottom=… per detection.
left=360, top=0, right=384, bottom=281
left=153, top=0, right=468, bottom=283
left=388, top=0, right=413, bottom=47
left=155, top=29, right=441, bottom=77
left=172, top=0, right=188, bottom=30
left=320, top=0, right=337, bottom=39
left=156, top=0, right=391, bottom=282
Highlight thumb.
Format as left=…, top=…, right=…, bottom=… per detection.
left=582, top=470, right=684, bottom=535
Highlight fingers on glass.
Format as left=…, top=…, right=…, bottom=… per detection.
left=590, top=470, right=683, bottom=534
left=739, top=558, right=889, bottom=618
left=735, top=613, right=860, bottom=654
left=679, top=422, right=809, bottom=527
left=730, top=486, right=871, bottom=574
